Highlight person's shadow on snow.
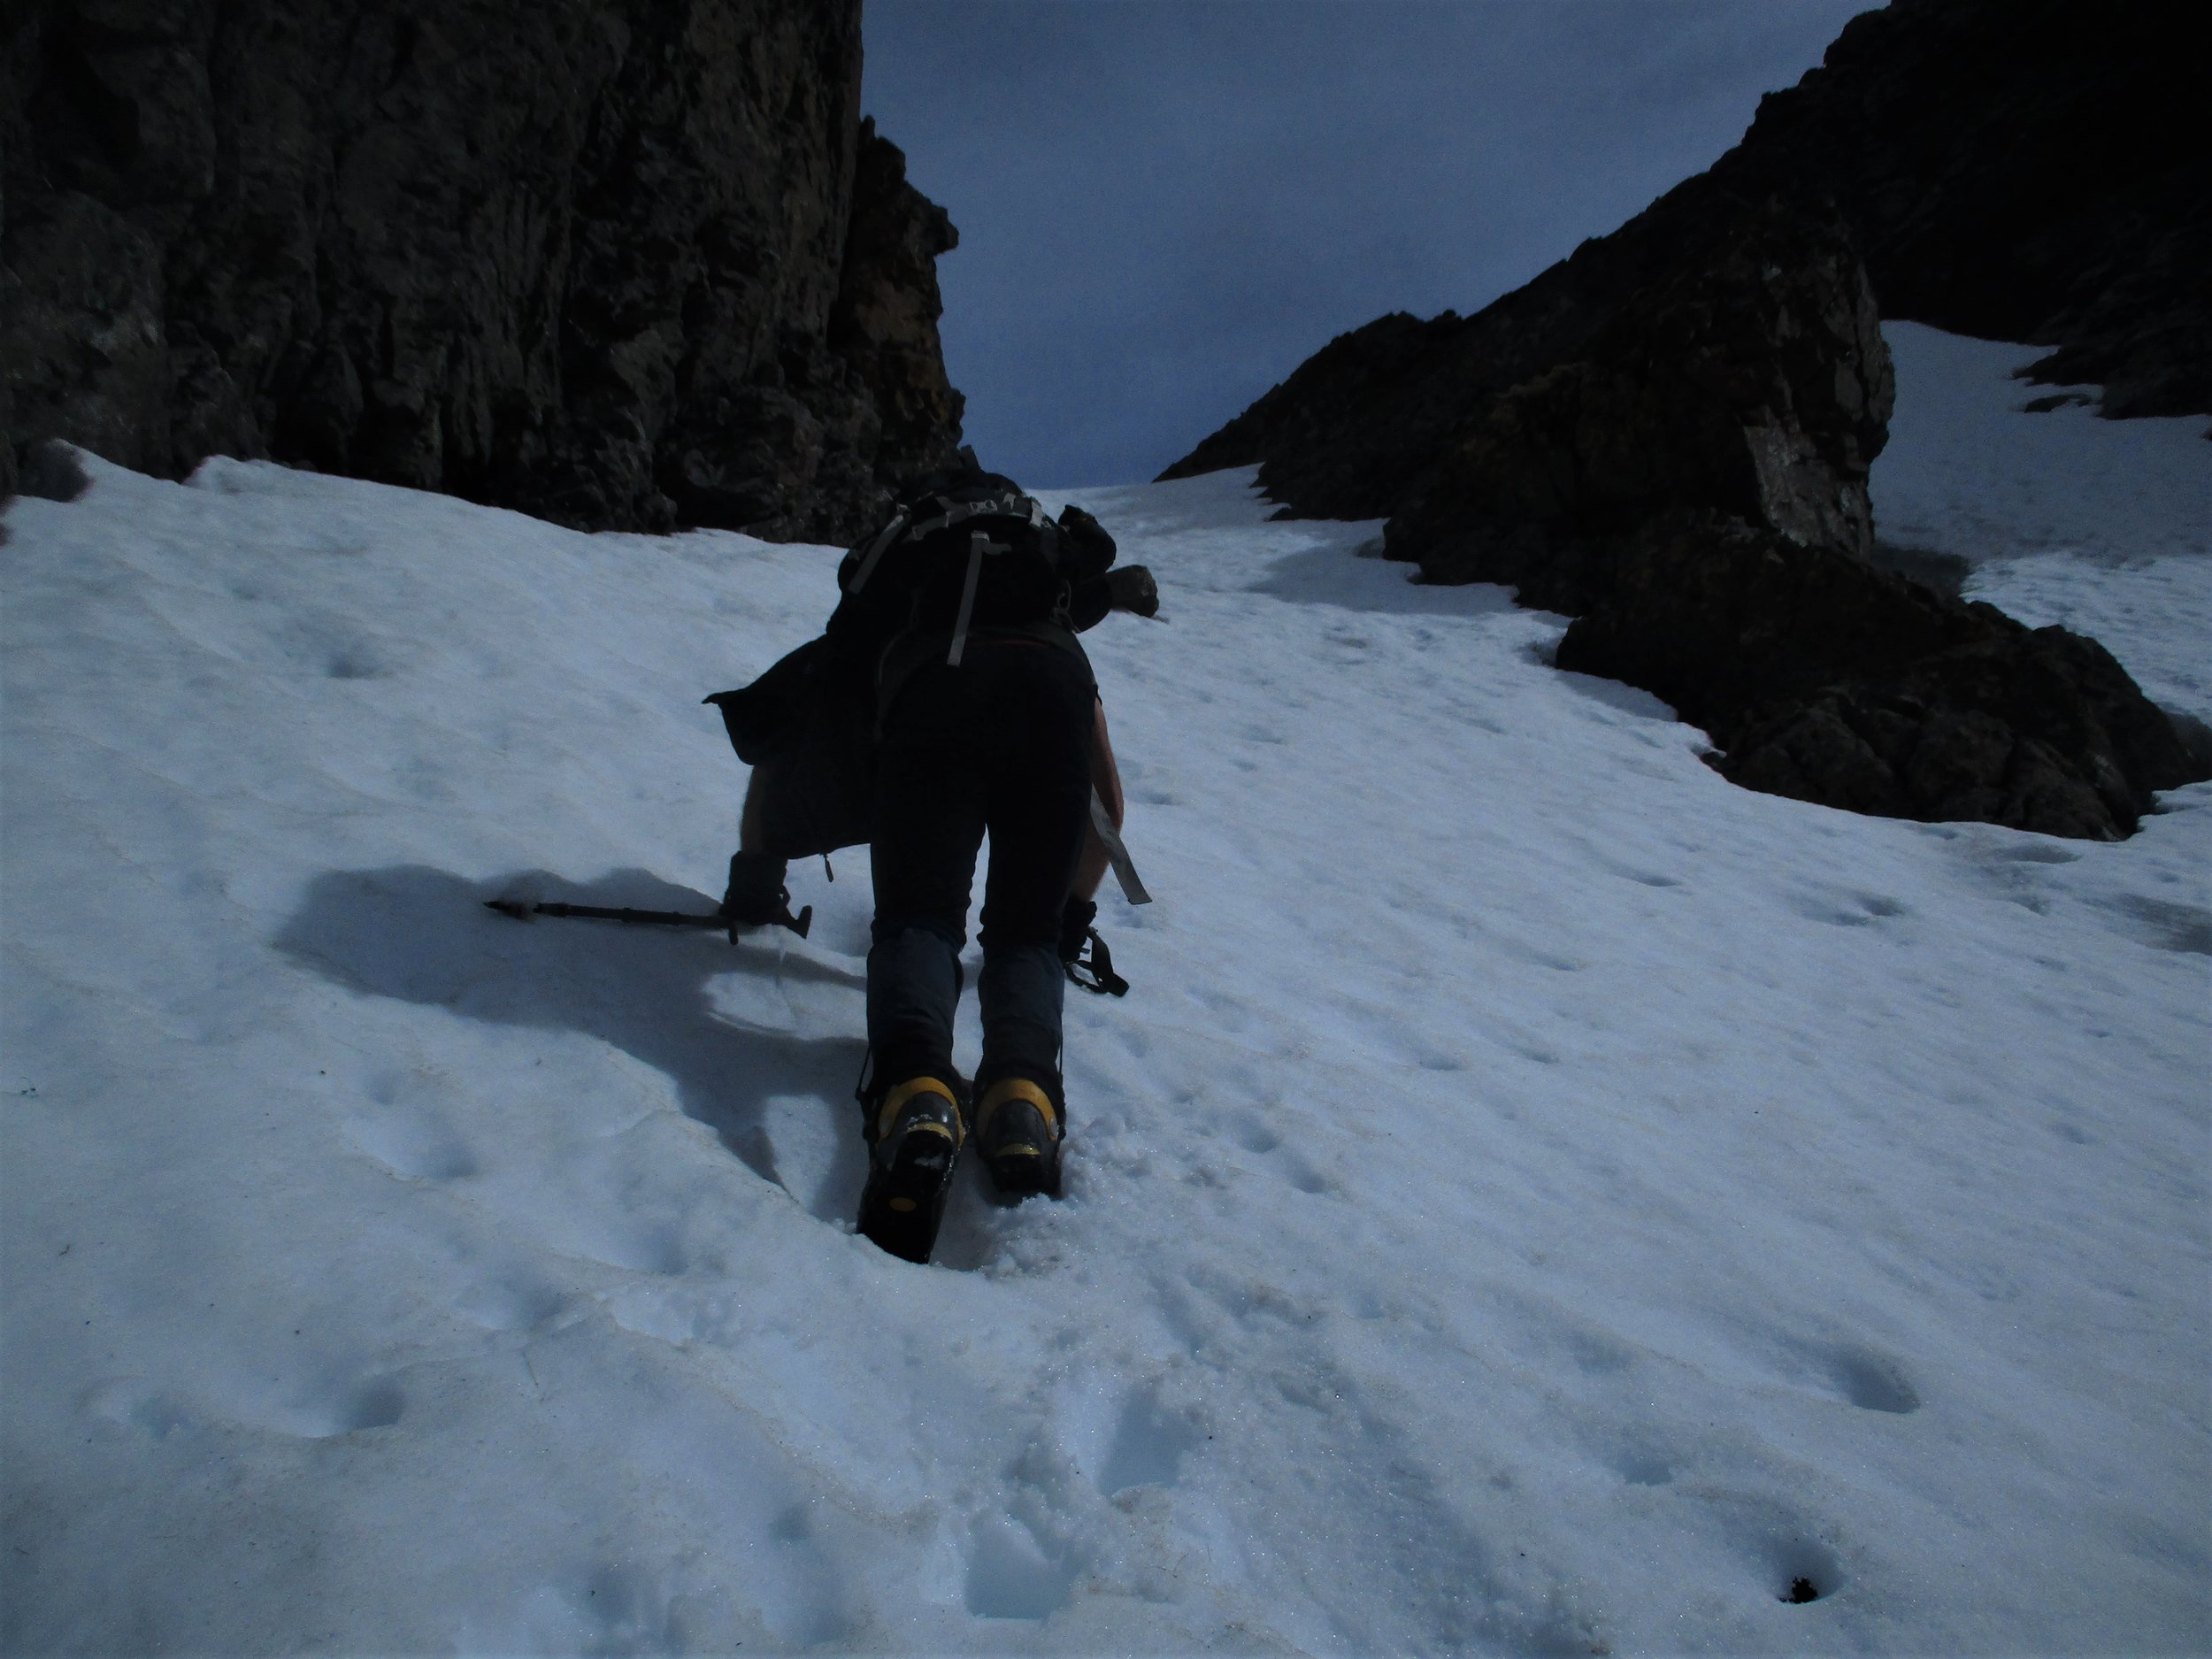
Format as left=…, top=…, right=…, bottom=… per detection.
left=273, top=864, right=872, bottom=1225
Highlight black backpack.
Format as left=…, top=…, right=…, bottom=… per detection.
left=705, top=464, right=1121, bottom=860
left=832, top=465, right=1114, bottom=668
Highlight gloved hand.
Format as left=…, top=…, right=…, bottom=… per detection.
left=1103, top=565, right=1159, bottom=618
left=723, top=851, right=791, bottom=941
left=1056, top=503, right=1118, bottom=570
left=1057, top=895, right=1128, bottom=996
left=1057, top=895, right=1099, bottom=964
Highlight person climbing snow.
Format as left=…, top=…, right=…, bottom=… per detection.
left=707, top=449, right=1157, bottom=1263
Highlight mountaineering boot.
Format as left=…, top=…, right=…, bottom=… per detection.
left=974, top=1075, right=1063, bottom=1199
left=857, top=1076, right=966, bottom=1263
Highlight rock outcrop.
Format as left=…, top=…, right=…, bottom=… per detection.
left=1388, top=200, right=1892, bottom=611
left=1161, top=0, right=2208, bottom=517
left=1156, top=0, right=2208, bottom=839
left=2, top=0, right=964, bottom=540
left=1555, top=515, right=2201, bottom=840
left=1154, top=173, right=1807, bottom=524
left=1709, top=0, right=2206, bottom=420
left=1377, top=194, right=2201, bottom=841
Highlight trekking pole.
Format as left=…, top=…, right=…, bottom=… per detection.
left=484, top=896, right=812, bottom=938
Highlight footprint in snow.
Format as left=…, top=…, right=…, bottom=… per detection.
left=1787, top=889, right=1910, bottom=927
left=1094, top=1386, right=1202, bottom=1498
left=454, top=1271, right=567, bottom=1333
left=261, top=1373, right=407, bottom=1439
left=964, top=1515, right=1081, bottom=1620
left=1694, top=1489, right=1852, bottom=1607
left=1610, top=1445, right=1675, bottom=1487
left=1229, top=1112, right=1279, bottom=1155
left=83, top=1378, right=200, bottom=1440
left=1817, top=1344, right=1921, bottom=1415
left=348, top=1066, right=480, bottom=1179
left=343, top=1107, right=480, bottom=1181
left=1774, top=1338, right=1921, bottom=1414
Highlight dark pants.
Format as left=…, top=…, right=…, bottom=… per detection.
left=867, top=639, right=1094, bottom=1103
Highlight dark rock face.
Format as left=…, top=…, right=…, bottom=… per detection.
left=1161, top=0, right=2207, bottom=515
left=1406, top=199, right=2206, bottom=838
left=1155, top=0, right=2208, bottom=839
left=829, top=119, right=964, bottom=509
left=1387, top=196, right=2198, bottom=841
left=1389, top=200, right=1893, bottom=611
left=2, top=0, right=964, bottom=541
left=1154, top=175, right=1772, bottom=519
left=1711, top=0, right=2207, bottom=420
left=1160, top=311, right=1468, bottom=521
left=1555, top=515, right=2201, bottom=840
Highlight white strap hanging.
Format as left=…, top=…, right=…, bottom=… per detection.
left=1090, top=787, right=1151, bottom=904
left=947, top=531, right=1001, bottom=665
left=844, top=509, right=910, bottom=594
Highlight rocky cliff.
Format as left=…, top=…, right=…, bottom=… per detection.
left=1386, top=200, right=1893, bottom=611
left=1, top=0, right=964, bottom=540
left=1155, top=0, right=2207, bottom=840
left=1163, top=0, right=2206, bottom=518
left=1710, top=0, right=2204, bottom=420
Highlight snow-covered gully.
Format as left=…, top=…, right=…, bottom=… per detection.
left=4, top=326, right=2206, bottom=1653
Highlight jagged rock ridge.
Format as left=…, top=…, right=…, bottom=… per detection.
left=2, top=0, right=964, bottom=540
left=1710, top=0, right=2205, bottom=420
left=1163, top=0, right=2206, bottom=516
left=1388, top=201, right=1893, bottom=612
left=1156, top=0, right=2207, bottom=840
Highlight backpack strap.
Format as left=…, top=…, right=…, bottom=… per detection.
left=1039, top=521, right=1072, bottom=626
left=843, top=508, right=910, bottom=595
left=903, top=488, right=1035, bottom=543
left=844, top=489, right=1048, bottom=598
left=947, top=530, right=1006, bottom=666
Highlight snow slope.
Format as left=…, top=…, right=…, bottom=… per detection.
left=1877, top=320, right=2212, bottom=718
left=3, top=327, right=2206, bottom=1655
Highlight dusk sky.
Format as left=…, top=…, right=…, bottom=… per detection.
left=863, top=0, right=1878, bottom=488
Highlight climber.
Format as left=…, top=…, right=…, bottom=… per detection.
left=709, top=450, right=1156, bottom=1262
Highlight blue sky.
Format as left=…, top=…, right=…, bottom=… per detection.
left=862, top=0, right=1877, bottom=488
